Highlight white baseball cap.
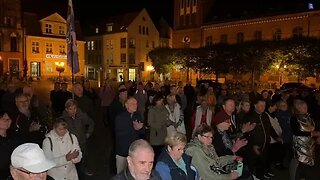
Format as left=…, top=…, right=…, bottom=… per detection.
left=11, top=143, right=55, bottom=173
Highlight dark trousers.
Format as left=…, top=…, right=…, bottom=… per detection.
left=267, top=142, right=285, bottom=169
left=247, top=146, right=268, bottom=179
left=102, top=106, right=110, bottom=127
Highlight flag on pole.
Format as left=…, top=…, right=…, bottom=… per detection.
left=67, top=0, right=79, bottom=74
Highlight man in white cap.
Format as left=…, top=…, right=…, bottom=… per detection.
left=10, top=143, right=55, bottom=180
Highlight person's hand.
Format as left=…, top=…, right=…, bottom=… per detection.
left=253, top=145, right=261, bottom=155
left=230, top=171, right=239, bottom=179
left=66, top=150, right=79, bottom=161
left=234, top=156, right=243, bottom=162
left=232, top=138, right=248, bottom=152
left=241, top=122, right=256, bottom=133
left=133, top=120, right=143, bottom=130
left=29, top=121, right=41, bottom=132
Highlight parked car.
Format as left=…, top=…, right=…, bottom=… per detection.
left=280, top=82, right=316, bottom=93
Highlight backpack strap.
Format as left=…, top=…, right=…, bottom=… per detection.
left=47, top=137, right=53, bottom=151
left=69, top=132, right=74, bottom=145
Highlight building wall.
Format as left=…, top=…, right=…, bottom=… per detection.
left=0, top=0, right=23, bottom=77
left=93, top=8, right=160, bottom=83
left=25, top=13, right=85, bottom=80
left=202, top=11, right=320, bottom=45
left=26, top=35, right=85, bottom=79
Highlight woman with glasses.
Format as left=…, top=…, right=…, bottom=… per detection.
left=155, top=132, right=198, bottom=180
left=185, top=124, right=239, bottom=180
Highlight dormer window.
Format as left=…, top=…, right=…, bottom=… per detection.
left=59, top=26, right=65, bottom=35
left=45, top=24, right=52, bottom=34
left=106, top=24, right=113, bottom=32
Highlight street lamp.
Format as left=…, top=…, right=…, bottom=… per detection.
left=276, top=64, right=287, bottom=86
left=55, top=62, right=65, bottom=82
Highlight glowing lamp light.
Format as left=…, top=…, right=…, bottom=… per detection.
left=146, top=65, right=154, bottom=71
left=55, top=62, right=65, bottom=67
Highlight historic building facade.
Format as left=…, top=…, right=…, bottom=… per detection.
left=84, top=8, right=161, bottom=82
left=0, top=0, right=24, bottom=78
left=24, top=12, right=85, bottom=80
left=172, top=0, right=320, bottom=84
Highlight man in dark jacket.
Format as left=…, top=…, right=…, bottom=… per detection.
left=244, top=99, right=282, bottom=179
left=111, top=139, right=161, bottom=180
left=115, top=97, right=145, bottom=173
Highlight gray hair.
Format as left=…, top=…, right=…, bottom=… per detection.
left=128, top=139, right=154, bottom=157
left=65, top=99, right=78, bottom=109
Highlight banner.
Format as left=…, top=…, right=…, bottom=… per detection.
left=67, top=0, right=79, bottom=74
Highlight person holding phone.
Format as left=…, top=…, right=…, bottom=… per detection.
left=42, top=118, right=82, bottom=180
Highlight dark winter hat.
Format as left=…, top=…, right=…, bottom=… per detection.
left=212, top=110, right=231, bottom=126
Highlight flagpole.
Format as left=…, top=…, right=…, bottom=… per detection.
left=71, top=47, right=74, bottom=84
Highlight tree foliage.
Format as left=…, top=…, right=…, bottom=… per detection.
left=148, top=37, right=320, bottom=77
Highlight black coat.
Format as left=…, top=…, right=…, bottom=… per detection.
left=115, top=111, right=145, bottom=157
left=244, top=111, right=279, bottom=150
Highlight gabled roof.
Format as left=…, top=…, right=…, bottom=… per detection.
left=23, top=12, right=84, bottom=40
left=40, top=12, right=66, bottom=23
left=84, top=9, right=142, bottom=36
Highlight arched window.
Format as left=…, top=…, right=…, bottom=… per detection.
left=205, top=36, right=213, bottom=46
left=254, top=30, right=262, bottom=41
left=273, top=28, right=282, bottom=41
left=236, top=32, right=244, bottom=43
left=292, top=26, right=303, bottom=37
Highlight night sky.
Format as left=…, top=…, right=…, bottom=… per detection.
left=22, top=0, right=173, bottom=27
left=22, top=0, right=319, bottom=27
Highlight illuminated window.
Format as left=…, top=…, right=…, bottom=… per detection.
left=106, top=24, right=113, bottom=32
left=129, top=39, right=136, bottom=48
left=46, top=62, right=53, bottom=73
left=95, top=28, right=99, bottom=33
left=91, top=41, right=95, bottom=50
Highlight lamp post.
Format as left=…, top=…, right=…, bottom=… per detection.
left=276, top=64, right=287, bottom=86
left=55, top=62, right=65, bottom=82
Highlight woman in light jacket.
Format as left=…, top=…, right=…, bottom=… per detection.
left=165, top=93, right=186, bottom=134
left=185, top=124, right=239, bottom=180
left=148, top=93, right=168, bottom=160
left=43, top=118, right=82, bottom=180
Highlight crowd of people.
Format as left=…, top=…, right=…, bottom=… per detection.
left=1, top=79, right=320, bottom=180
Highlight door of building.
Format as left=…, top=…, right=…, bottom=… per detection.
left=30, top=62, right=41, bottom=77
left=9, top=59, right=19, bottom=78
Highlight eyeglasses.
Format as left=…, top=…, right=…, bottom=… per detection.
left=16, top=168, right=47, bottom=177
left=201, top=135, right=213, bottom=139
